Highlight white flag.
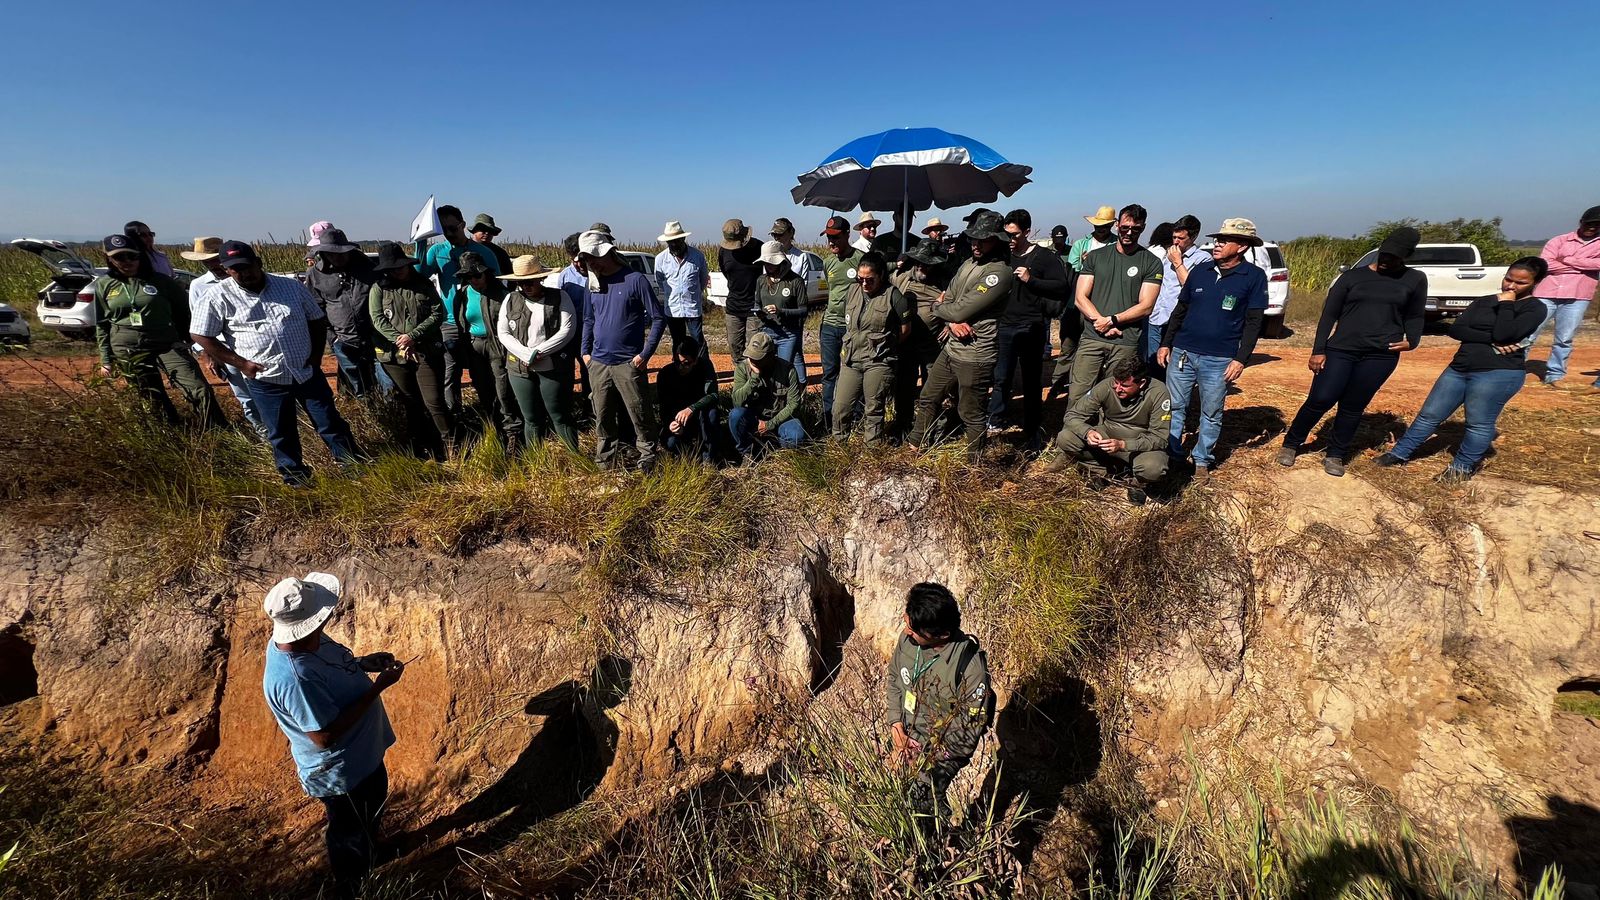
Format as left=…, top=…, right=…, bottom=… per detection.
left=409, top=195, right=441, bottom=241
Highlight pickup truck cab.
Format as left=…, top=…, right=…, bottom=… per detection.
left=1342, top=244, right=1507, bottom=317
left=707, top=250, right=828, bottom=308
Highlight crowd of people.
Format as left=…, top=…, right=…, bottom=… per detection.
left=86, top=203, right=1599, bottom=495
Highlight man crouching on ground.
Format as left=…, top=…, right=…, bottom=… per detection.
left=885, top=582, right=994, bottom=828
left=262, top=572, right=405, bottom=898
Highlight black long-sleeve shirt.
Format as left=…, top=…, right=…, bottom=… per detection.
left=718, top=240, right=763, bottom=316
left=999, top=244, right=1071, bottom=326
left=1314, top=266, right=1428, bottom=355
left=1446, top=295, right=1547, bottom=371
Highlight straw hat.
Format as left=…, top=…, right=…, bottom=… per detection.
left=657, top=220, right=692, bottom=243
left=502, top=255, right=560, bottom=281
left=921, top=218, right=948, bottom=236
left=263, top=572, right=341, bottom=644
left=180, top=236, right=223, bottom=261
left=1206, top=218, right=1264, bottom=248
left=855, top=211, right=882, bottom=230
left=1084, top=205, right=1117, bottom=226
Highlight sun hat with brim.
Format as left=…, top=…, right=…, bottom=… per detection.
left=1084, top=205, right=1117, bottom=227
left=657, top=220, right=693, bottom=243
left=502, top=255, right=559, bottom=281
left=964, top=211, right=1007, bottom=242
left=371, top=241, right=418, bottom=272
left=755, top=240, right=788, bottom=266
left=264, top=572, right=342, bottom=644
left=312, top=228, right=360, bottom=255
left=903, top=241, right=948, bottom=267
left=720, top=218, right=750, bottom=250
left=471, top=213, right=502, bottom=236
left=921, top=218, right=948, bottom=236
left=855, top=212, right=882, bottom=230
left=456, top=250, right=494, bottom=280
left=1206, top=218, right=1264, bottom=248
left=180, top=236, right=224, bottom=261
left=579, top=230, right=616, bottom=258
left=745, top=331, right=776, bottom=362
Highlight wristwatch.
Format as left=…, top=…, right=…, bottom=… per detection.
left=1108, top=314, right=1119, bottom=328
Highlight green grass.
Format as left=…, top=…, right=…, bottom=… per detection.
left=1555, top=690, right=1600, bottom=719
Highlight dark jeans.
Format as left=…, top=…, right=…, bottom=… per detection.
left=317, top=763, right=388, bottom=898
left=381, top=355, right=452, bottom=460
left=330, top=338, right=394, bottom=398
left=508, top=364, right=580, bottom=452
left=471, top=335, right=523, bottom=449
left=913, top=351, right=994, bottom=455
left=725, top=311, right=753, bottom=361
left=1389, top=366, right=1525, bottom=473
left=449, top=334, right=501, bottom=442
left=819, top=322, right=847, bottom=428
left=667, top=316, right=705, bottom=354
left=245, top=373, right=361, bottom=484
left=440, top=321, right=465, bottom=413
left=987, top=320, right=1046, bottom=434
left=662, top=406, right=721, bottom=461
left=1283, top=349, right=1400, bottom=461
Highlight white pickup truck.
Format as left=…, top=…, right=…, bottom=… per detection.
left=706, top=250, right=828, bottom=308
left=1342, top=243, right=1508, bottom=317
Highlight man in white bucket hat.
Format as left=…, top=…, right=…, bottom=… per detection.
left=261, top=572, right=404, bottom=896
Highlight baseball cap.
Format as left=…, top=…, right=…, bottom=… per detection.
left=770, top=218, right=795, bottom=236
left=219, top=240, right=260, bottom=269
left=821, top=215, right=850, bottom=236
left=102, top=233, right=140, bottom=256
left=1050, top=225, right=1069, bottom=237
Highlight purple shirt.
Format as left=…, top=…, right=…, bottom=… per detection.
left=581, top=266, right=666, bottom=365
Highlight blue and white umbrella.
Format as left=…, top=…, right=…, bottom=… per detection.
left=790, top=128, right=1033, bottom=240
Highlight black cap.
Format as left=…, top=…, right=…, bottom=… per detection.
left=1050, top=225, right=1069, bottom=237
left=1377, top=226, right=1421, bottom=261
left=1582, top=205, right=1600, bottom=226
left=102, top=233, right=139, bottom=256
left=821, top=215, right=850, bottom=236
left=218, top=240, right=260, bottom=269
left=962, top=207, right=998, bottom=223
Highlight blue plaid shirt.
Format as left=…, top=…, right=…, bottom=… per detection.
left=192, top=274, right=326, bottom=385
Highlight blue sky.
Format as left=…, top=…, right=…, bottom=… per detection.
left=1, top=1, right=1594, bottom=246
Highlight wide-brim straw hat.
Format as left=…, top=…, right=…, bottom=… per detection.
left=264, top=572, right=342, bottom=644
left=1206, top=217, right=1264, bottom=248
left=855, top=211, right=882, bottom=230
left=1084, top=205, right=1117, bottom=226
left=503, top=255, right=560, bottom=281
left=657, top=221, right=693, bottom=243
left=921, top=218, right=947, bottom=235
left=180, top=236, right=224, bottom=261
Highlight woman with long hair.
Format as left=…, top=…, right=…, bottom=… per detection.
left=1374, top=256, right=1549, bottom=482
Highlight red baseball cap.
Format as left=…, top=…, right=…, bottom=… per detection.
left=820, top=215, right=850, bottom=236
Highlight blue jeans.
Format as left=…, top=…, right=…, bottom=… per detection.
left=1389, top=366, right=1525, bottom=472
left=1164, top=349, right=1231, bottom=467
left=663, top=407, right=720, bottom=462
left=760, top=328, right=807, bottom=387
left=330, top=339, right=394, bottom=398
left=1530, top=299, right=1589, bottom=383
left=245, top=374, right=361, bottom=483
left=819, top=323, right=846, bottom=425
left=667, top=316, right=704, bottom=352
left=728, top=405, right=806, bottom=457
left=1144, top=321, right=1166, bottom=372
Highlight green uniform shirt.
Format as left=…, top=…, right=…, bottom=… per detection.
left=368, top=280, right=445, bottom=365
left=929, top=257, right=1014, bottom=366
left=1063, top=378, right=1172, bottom=453
left=821, top=247, right=865, bottom=328
left=885, top=632, right=991, bottom=773
left=730, top=359, right=802, bottom=426
left=92, top=274, right=190, bottom=368
left=891, top=271, right=946, bottom=365
left=840, top=283, right=911, bottom=369
left=1080, top=244, right=1163, bottom=348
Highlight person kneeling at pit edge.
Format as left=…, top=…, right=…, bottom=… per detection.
left=728, top=331, right=807, bottom=461
left=1039, top=357, right=1172, bottom=505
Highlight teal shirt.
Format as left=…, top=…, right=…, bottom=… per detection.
left=416, top=238, right=501, bottom=325
left=463, top=286, right=489, bottom=338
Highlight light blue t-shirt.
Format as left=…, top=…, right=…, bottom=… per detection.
left=263, top=637, right=395, bottom=798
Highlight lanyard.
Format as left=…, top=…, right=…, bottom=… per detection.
left=909, top=645, right=939, bottom=686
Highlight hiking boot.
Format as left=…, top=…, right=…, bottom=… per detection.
left=1321, top=455, right=1346, bottom=477
left=1435, top=467, right=1473, bottom=485
left=1192, top=463, right=1211, bottom=482
left=1126, top=486, right=1148, bottom=506
left=1276, top=446, right=1298, bottom=467
left=1034, top=452, right=1072, bottom=475
left=1373, top=452, right=1406, bottom=468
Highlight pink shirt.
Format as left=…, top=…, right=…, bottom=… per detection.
left=1535, top=231, right=1600, bottom=300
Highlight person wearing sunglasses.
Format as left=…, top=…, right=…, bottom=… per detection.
left=1066, top=204, right=1164, bottom=405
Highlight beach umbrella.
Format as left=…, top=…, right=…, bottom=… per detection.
left=790, top=127, right=1033, bottom=250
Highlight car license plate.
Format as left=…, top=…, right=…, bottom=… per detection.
left=1444, top=298, right=1472, bottom=308
left=44, top=316, right=61, bottom=323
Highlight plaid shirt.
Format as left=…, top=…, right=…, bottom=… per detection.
left=192, top=274, right=326, bottom=385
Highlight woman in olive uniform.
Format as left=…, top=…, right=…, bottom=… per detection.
left=92, top=233, right=224, bottom=429
left=367, top=242, right=452, bottom=460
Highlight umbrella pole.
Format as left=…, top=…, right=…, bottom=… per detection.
left=901, top=168, right=910, bottom=255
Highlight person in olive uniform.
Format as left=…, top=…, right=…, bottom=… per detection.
left=1067, top=204, right=1164, bottom=405
left=911, top=211, right=1014, bottom=457
left=832, top=253, right=911, bottom=444
left=753, top=240, right=810, bottom=386
left=1044, top=358, right=1172, bottom=505
left=890, top=240, right=950, bottom=440
left=728, top=331, right=806, bottom=459
left=885, top=582, right=993, bottom=823
left=92, top=233, right=225, bottom=429
left=819, top=216, right=866, bottom=430
left=368, top=242, right=453, bottom=460
left=457, top=252, right=524, bottom=452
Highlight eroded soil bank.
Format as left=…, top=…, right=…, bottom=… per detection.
left=3, top=469, right=1599, bottom=894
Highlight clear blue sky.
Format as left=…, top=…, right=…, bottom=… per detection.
left=1, top=1, right=1594, bottom=246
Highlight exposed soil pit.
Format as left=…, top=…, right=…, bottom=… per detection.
left=0, top=628, right=39, bottom=705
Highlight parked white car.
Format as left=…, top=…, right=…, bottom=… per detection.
left=13, top=238, right=194, bottom=339
left=1341, top=243, right=1507, bottom=317
left=706, top=250, right=827, bottom=308
left=0, top=301, right=31, bottom=344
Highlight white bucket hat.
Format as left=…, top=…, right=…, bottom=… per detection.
left=657, top=220, right=692, bottom=243
left=577, top=229, right=616, bottom=258
left=755, top=240, right=788, bottom=266
left=263, top=572, right=342, bottom=644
